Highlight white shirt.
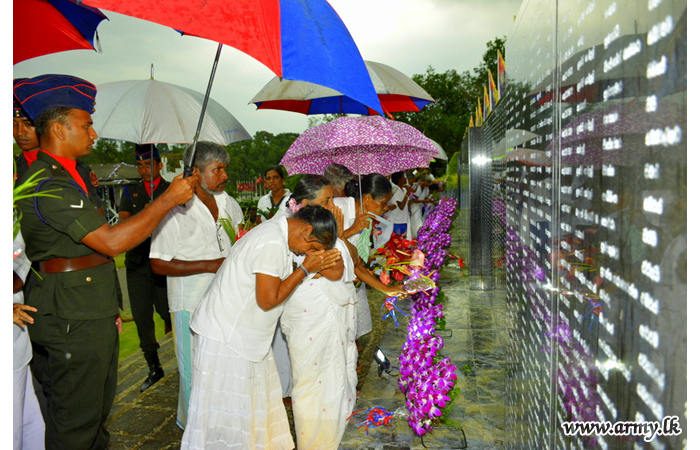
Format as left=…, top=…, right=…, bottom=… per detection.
left=257, top=189, right=291, bottom=222
left=150, top=192, right=244, bottom=312
left=410, top=184, right=427, bottom=215
left=334, top=197, right=359, bottom=246
left=13, top=232, right=32, bottom=372
left=384, top=184, right=409, bottom=225
left=190, top=215, right=294, bottom=362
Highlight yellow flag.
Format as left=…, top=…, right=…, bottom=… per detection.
left=488, top=69, right=499, bottom=104
left=477, top=97, right=483, bottom=125
left=483, top=86, right=490, bottom=118
left=469, top=115, right=474, bottom=128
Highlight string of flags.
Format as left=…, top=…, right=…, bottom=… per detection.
left=469, top=49, right=506, bottom=128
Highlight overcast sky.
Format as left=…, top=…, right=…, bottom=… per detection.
left=13, top=0, right=522, bottom=137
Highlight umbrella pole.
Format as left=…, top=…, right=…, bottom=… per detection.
left=182, top=42, right=224, bottom=179
left=149, top=145, right=154, bottom=201
left=358, top=173, right=363, bottom=214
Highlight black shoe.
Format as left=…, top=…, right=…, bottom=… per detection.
left=140, top=351, right=164, bottom=393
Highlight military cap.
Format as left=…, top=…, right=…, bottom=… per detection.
left=13, top=97, right=28, bottom=118
left=13, top=78, right=29, bottom=118
left=13, top=74, right=97, bottom=120
left=135, top=144, right=160, bottom=161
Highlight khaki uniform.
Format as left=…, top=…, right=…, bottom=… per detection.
left=18, top=150, right=120, bottom=450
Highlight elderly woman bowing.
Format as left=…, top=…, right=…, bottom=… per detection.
left=181, top=205, right=340, bottom=450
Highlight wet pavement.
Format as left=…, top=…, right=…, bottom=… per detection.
left=338, top=267, right=507, bottom=450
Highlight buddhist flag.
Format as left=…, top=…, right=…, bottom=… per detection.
left=497, top=49, right=506, bottom=98
left=476, top=97, right=483, bottom=126
left=483, top=85, right=490, bottom=118
left=488, top=68, right=499, bottom=105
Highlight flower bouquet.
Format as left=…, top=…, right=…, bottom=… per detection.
left=371, top=233, right=418, bottom=284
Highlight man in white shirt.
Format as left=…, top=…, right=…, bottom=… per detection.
left=150, top=141, right=244, bottom=430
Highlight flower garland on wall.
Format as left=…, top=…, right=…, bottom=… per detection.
left=394, top=197, right=461, bottom=435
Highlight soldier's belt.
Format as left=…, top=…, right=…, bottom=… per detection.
left=39, top=253, right=112, bottom=273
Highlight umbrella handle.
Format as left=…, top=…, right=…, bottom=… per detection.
left=182, top=42, right=224, bottom=181
left=180, top=43, right=223, bottom=206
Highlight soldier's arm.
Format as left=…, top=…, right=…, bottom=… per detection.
left=150, top=257, right=224, bottom=276
left=81, top=175, right=196, bottom=257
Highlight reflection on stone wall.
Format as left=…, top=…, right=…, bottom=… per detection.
left=463, top=0, right=687, bottom=448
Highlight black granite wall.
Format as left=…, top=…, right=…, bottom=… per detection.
left=464, top=0, right=686, bottom=448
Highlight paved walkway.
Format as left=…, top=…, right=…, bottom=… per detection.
left=106, top=267, right=507, bottom=449
left=106, top=332, right=183, bottom=449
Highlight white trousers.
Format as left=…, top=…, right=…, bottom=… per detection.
left=13, top=365, right=45, bottom=450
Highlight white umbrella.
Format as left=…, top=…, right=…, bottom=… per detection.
left=428, top=138, right=448, bottom=160
left=92, top=78, right=251, bottom=145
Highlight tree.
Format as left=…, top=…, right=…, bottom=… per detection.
left=473, top=37, right=506, bottom=94
left=394, top=36, right=507, bottom=176
left=80, top=139, right=127, bottom=165
left=225, top=131, right=299, bottom=181
left=393, top=68, right=472, bottom=176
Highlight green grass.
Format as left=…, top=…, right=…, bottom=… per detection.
left=118, top=311, right=167, bottom=360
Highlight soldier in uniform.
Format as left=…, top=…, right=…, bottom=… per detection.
left=13, top=79, right=39, bottom=180
left=118, top=144, right=172, bottom=392
left=14, top=78, right=102, bottom=203
left=13, top=74, right=196, bottom=450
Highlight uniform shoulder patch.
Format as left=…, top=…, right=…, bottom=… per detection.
left=89, top=171, right=99, bottom=187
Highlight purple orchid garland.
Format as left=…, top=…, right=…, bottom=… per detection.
left=397, top=197, right=460, bottom=436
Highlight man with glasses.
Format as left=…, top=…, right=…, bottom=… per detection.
left=149, top=141, right=243, bottom=430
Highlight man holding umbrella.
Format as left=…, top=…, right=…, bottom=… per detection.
left=13, top=74, right=197, bottom=450
left=119, top=144, right=172, bottom=393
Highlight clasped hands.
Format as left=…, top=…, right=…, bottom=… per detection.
left=302, top=248, right=341, bottom=273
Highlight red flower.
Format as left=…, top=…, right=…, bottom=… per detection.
left=380, top=271, right=390, bottom=285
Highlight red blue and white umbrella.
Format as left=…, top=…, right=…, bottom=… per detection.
left=83, top=0, right=382, bottom=177
left=82, top=0, right=382, bottom=116
left=14, top=0, right=109, bottom=65
left=250, top=60, right=435, bottom=116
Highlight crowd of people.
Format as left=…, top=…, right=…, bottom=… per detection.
left=12, top=74, right=444, bottom=450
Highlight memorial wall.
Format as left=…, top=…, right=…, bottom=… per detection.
left=465, top=0, right=686, bottom=448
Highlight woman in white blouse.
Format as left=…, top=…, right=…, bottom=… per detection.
left=256, top=165, right=291, bottom=224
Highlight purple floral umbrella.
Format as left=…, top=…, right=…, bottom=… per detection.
left=281, top=115, right=438, bottom=176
